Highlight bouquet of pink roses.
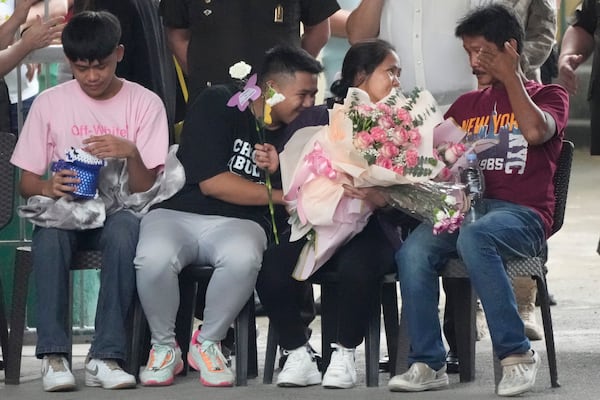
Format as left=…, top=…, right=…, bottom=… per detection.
left=281, top=87, right=454, bottom=280
left=281, top=87, right=500, bottom=280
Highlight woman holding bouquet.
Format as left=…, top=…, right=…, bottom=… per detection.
left=256, top=39, right=414, bottom=389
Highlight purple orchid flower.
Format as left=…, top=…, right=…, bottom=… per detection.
left=227, top=73, right=262, bottom=111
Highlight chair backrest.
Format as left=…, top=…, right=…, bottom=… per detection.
left=0, top=132, right=16, bottom=231
left=550, top=140, right=574, bottom=236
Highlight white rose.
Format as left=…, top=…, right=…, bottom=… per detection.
left=435, top=210, right=447, bottom=222
left=444, top=195, right=457, bottom=206
left=229, top=61, right=252, bottom=79
left=266, top=92, right=286, bottom=106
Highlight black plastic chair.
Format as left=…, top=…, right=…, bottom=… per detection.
left=131, top=264, right=258, bottom=386
left=4, top=248, right=145, bottom=384
left=395, top=140, right=574, bottom=389
left=0, top=132, right=17, bottom=373
left=263, top=271, right=399, bottom=387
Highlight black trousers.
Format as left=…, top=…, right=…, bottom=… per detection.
left=256, top=217, right=395, bottom=350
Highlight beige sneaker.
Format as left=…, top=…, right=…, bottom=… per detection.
left=388, top=362, right=449, bottom=392
left=497, top=350, right=540, bottom=396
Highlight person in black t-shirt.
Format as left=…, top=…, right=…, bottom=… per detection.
left=159, top=0, right=339, bottom=104
left=135, top=45, right=323, bottom=388
left=256, top=39, right=406, bottom=389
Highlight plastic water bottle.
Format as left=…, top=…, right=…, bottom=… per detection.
left=461, top=152, right=485, bottom=224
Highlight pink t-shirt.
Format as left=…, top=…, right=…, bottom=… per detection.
left=11, top=79, right=168, bottom=175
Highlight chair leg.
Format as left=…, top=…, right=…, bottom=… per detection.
left=247, top=299, right=258, bottom=379
left=319, top=282, right=339, bottom=371
left=535, top=275, right=560, bottom=388
left=263, top=322, right=279, bottom=384
left=126, top=295, right=149, bottom=377
left=234, top=296, right=252, bottom=386
left=66, top=270, right=74, bottom=368
left=493, top=349, right=502, bottom=386
left=448, top=278, right=476, bottom=382
left=394, top=303, right=410, bottom=376
left=364, top=290, right=381, bottom=387
left=175, top=277, right=198, bottom=376
left=381, top=281, right=399, bottom=377
left=5, top=247, right=33, bottom=385
left=0, top=276, right=8, bottom=371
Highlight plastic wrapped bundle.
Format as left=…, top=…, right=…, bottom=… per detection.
left=382, top=181, right=469, bottom=235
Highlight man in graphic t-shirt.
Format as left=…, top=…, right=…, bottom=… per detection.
left=389, top=4, right=568, bottom=397
left=135, top=45, right=323, bottom=388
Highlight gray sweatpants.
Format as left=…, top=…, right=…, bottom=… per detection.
left=134, top=208, right=266, bottom=346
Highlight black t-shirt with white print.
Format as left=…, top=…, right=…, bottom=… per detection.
left=154, top=84, right=277, bottom=233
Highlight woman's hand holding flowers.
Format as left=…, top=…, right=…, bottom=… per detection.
left=342, top=184, right=388, bottom=208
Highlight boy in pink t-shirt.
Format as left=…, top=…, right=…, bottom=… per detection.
left=10, top=11, right=168, bottom=392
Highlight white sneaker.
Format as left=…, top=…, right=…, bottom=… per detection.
left=388, top=362, right=449, bottom=392
left=139, top=344, right=184, bottom=386
left=188, top=335, right=234, bottom=387
left=85, top=357, right=136, bottom=389
left=41, top=354, right=76, bottom=392
left=497, top=350, right=540, bottom=396
left=276, top=344, right=322, bottom=387
left=322, top=344, right=357, bottom=389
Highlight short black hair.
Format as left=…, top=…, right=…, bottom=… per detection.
left=62, top=10, right=121, bottom=62
left=455, top=3, right=524, bottom=54
left=330, top=39, right=396, bottom=100
left=258, top=45, right=323, bottom=84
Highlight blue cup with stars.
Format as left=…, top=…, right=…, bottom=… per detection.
left=51, top=148, right=105, bottom=199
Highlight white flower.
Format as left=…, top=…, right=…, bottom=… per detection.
left=266, top=92, right=286, bottom=106
left=229, top=61, right=252, bottom=80
left=434, top=210, right=448, bottom=222
left=435, top=209, right=448, bottom=222
left=444, top=195, right=457, bottom=206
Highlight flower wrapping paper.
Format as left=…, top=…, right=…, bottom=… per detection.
left=280, top=87, right=445, bottom=280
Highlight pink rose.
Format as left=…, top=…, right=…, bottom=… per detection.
left=393, top=126, right=410, bottom=145
left=444, top=143, right=466, bottom=164
left=357, top=104, right=374, bottom=116
left=396, top=108, right=412, bottom=124
left=379, top=141, right=400, bottom=158
left=375, top=156, right=393, bottom=170
left=377, top=115, right=394, bottom=129
left=353, top=130, right=374, bottom=149
left=392, top=164, right=405, bottom=175
left=433, top=219, right=450, bottom=235
left=436, top=167, right=453, bottom=181
left=404, top=148, right=419, bottom=168
left=408, top=129, right=422, bottom=147
left=388, top=129, right=404, bottom=147
left=370, top=126, right=387, bottom=143
left=376, top=102, right=393, bottom=115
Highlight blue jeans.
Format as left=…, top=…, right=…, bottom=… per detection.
left=395, top=199, right=545, bottom=370
left=33, top=210, right=139, bottom=361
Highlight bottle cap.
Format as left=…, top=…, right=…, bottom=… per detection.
left=466, top=152, right=477, bottom=162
